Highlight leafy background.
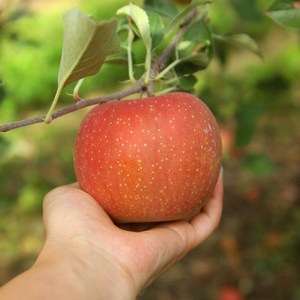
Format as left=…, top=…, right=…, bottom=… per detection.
left=0, top=0, right=300, bottom=299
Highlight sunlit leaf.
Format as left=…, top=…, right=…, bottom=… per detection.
left=117, top=4, right=152, bottom=51
left=266, top=0, right=300, bottom=29
left=46, top=8, right=119, bottom=122
left=58, top=9, right=119, bottom=87
left=117, top=3, right=152, bottom=81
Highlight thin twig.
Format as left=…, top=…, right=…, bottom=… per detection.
left=0, top=83, right=142, bottom=132
left=0, top=9, right=198, bottom=133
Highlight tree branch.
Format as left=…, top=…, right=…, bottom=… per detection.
left=0, top=10, right=197, bottom=133
left=0, top=83, right=142, bottom=132
left=153, top=10, right=198, bottom=72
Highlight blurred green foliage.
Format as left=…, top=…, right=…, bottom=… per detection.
left=0, top=0, right=300, bottom=299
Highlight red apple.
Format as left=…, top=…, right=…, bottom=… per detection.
left=74, top=92, right=222, bottom=223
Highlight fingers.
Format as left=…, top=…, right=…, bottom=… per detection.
left=189, top=172, right=223, bottom=246
left=141, top=172, right=224, bottom=254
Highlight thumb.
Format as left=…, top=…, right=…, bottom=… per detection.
left=43, top=185, right=113, bottom=239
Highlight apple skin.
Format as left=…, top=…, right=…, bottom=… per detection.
left=74, top=92, right=222, bottom=223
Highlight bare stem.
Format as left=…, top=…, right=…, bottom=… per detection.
left=0, top=83, right=141, bottom=132
left=0, top=9, right=198, bottom=133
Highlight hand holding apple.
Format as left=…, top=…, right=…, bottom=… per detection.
left=74, top=92, right=222, bottom=223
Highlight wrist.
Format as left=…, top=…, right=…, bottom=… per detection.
left=35, top=240, right=137, bottom=300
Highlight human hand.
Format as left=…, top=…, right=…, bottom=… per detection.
left=37, top=173, right=223, bottom=299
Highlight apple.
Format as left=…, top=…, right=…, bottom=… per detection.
left=74, top=92, right=222, bottom=223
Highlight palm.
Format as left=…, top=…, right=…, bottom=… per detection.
left=43, top=175, right=223, bottom=292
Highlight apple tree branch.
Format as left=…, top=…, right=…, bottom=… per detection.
left=0, top=10, right=198, bottom=133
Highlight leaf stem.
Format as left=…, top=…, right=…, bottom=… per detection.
left=144, top=48, right=152, bottom=85
left=127, top=28, right=135, bottom=82
left=163, top=76, right=180, bottom=85
left=44, top=84, right=64, bottom=123
left=155, top=59, right=180, bottom=80
left=156, top=87, right=178, bottom=96
left=73, top=78, right=85, bottom=102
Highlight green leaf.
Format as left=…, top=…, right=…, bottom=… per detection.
left=242, top=154, right=277, bottom=177
left=179, top=53, right=210, bottom=66
left=175, top=18, right=212, bottom=74
left=117, top=3, right=152, bottom=82
left=144, top=0, right=178, bottom=19
left=45, top=8, right=119, bottom=122
left=179, top=18, right=213, bottom=59
left=58, top=9, right=119, bottom=87
left=175, top=53, right=210, bottom=75
left=147, top=11, right=164, bottom=50
left=213, top=34, right=262, bottom=58
left=117, top=4, right=152, bottom=51
left=179, top=74, right=197, bottom=92
left=165, top=0, right=212, bottom=35
left=266, top=0, right=300, bottom=29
